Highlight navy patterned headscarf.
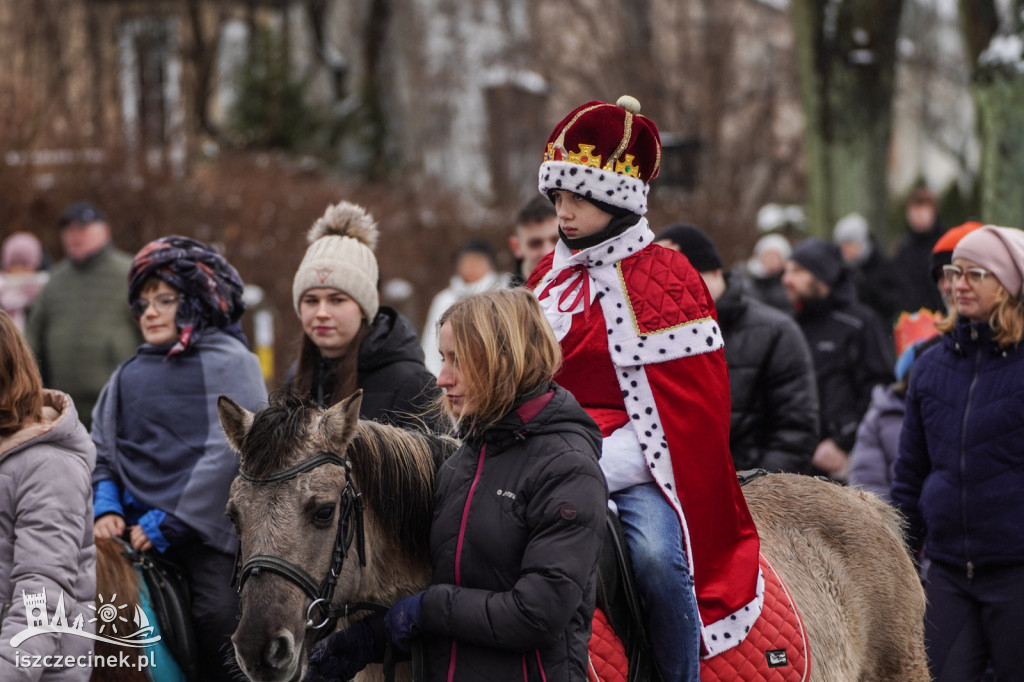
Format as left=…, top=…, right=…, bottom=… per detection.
left=128, top=236, right=247, bottom=355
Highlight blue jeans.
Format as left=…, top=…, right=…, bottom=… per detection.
left=612, top=482, right=700, bottom=682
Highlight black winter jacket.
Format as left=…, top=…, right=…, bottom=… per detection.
left=794, top=278, right=895, bottom=452
left=283, top=306, right=444, bottom=430
left=717, top=273, right=818, bottom=473
left=847, top=242, right=905, bottom=325
left=893, top=221, right=946, bottom=313
left=746, top=273, right=791, bottom=312
left=893, top=320, right=1024, bottom=569
left=419, top=385, right=607, bottom=682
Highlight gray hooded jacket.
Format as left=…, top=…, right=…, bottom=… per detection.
left=0, top=391, right=96, bottom=681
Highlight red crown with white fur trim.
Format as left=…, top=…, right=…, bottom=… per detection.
left=538, top=95, right=661, bottom=216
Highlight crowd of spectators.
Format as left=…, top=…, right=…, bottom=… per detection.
left=2, top=172, right=1019, bottom=681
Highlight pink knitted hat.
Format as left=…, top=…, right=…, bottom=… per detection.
left=953, top=225, right=1024, bottom=298
left=1, top=232, right=43, bottom=271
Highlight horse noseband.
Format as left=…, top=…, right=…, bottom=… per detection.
left=232, top=451, right=368, bottom=635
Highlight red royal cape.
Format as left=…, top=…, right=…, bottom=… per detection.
left=529, top=218, right=762, bottom=657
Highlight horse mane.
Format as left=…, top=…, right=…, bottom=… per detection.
left=93, top=538, right=148, bottom=682
left=238, top=392, right=457, bottom=559
left=94, top=537, right=142, bottom=614
left=239, top=392, right=319, bottom=479
left=349, top=420, right=457, bottom=560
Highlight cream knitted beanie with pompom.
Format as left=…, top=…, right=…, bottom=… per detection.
left=292, top=201, right=380, bottom=320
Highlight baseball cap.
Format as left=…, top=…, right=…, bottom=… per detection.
left=58, top=202, right=106, bottom=228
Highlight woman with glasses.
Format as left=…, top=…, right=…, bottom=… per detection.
left=91, top=236, right=267, bottom=680
left=892, top=224, right=1024, bottom=682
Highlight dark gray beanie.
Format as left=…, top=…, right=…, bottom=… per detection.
left=790, top=237, right=844, bottom=287
left=656, top=223, right=723, bottom=272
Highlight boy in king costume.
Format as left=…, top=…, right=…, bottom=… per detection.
left=526, top=96, right=762, bottom=680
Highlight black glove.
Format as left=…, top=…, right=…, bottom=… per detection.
left=304, top=615, right=386, bottom=682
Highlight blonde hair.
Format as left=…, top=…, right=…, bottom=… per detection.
left=0, top=310, right=44, bottom=435
left=936, top=284, right=1024, bottom=347
left=436, top=288, right=561, bottom=431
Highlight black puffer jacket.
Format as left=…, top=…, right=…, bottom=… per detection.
left=794, top=278, right=895, bottom=452
left=420, top=385, right=607, bottom=682
left=893, top=221, right=945, bottom=313
left=847, top=242, right=905, bottom=326
left=283, top=306, right=444, bottom=430
left=356, top=307, right=444, bottom=427
left=717, top=273, right=819, bottom=473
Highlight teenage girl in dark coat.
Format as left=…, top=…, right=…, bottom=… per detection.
left=284, top=201, right=443, bottom=431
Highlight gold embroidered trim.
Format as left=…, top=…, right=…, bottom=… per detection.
left=652, top=132, right=662, bottom=177
left=616, top=261, right=715, bottom=336
left=606, top=112, right=633, bottom=170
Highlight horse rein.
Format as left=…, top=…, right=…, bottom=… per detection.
left=232, top=451, right=379, bottom=639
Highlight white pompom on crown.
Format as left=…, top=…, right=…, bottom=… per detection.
left=616, top=95, right=641, bottom=114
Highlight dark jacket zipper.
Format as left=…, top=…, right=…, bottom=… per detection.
left=447, top=443, right=488, bottom=682
left=959, top=340, right=982, bottom=579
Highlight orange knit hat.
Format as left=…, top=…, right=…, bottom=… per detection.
left=929, top=221, right=983, bottom=281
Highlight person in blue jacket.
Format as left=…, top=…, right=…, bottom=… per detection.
left=891, top=224, right=1024, bottom=682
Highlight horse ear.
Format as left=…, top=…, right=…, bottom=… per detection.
left=218, top=395, right=255, bottom=452
left=321, top=389, right=363, bottom=449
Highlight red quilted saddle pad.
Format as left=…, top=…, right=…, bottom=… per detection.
left=700, top=553, right=811, bottom=681
left=588, top=607, right=628, bottom=682
left=588, top=553, right=810, bottom=682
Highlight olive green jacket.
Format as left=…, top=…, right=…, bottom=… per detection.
left=25, top=245, right=142, bottom=428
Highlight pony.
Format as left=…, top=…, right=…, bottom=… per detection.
left=91, top=537, right=147, bottom=682
left=221, top=391, right=457, bottom=682
left=91, top=537, right=192, bottom=682
left=738, top=473, right=928, bottom=680
left=220, top=391, right=929, bottom=682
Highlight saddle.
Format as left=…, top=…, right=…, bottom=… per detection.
left=591, top=510, right=657, bottom=682
left=590, top=470, right=811, bottom=682
left=114, top=538, right=202, bottom=681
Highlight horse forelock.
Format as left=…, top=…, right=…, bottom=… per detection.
left=349, top=421, right=457, bottom=559
left=239, top=393, right=322, bottom=479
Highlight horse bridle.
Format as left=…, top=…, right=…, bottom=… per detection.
left=232, top=451, right=385, bottom=637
